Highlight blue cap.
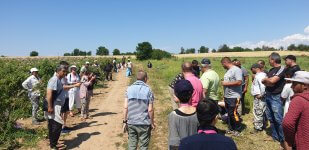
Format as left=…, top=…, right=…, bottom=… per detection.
left=174, top=80, right=194, bottom=97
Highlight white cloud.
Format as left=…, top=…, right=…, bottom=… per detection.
left=231, top=25, right=309, bottom=49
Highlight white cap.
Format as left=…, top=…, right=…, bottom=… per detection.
left=30, top=68, right=39, bottom=73
left=85, top=61, right=90, bottom=64
left=69, top=65, right=78, bottom=71
left=285, top=71, right=309, bottom=84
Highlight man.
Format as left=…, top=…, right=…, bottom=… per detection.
left=283, top=71, right=309, bottom=150
left=221, top=57, right=243, bottom=136
left=250, top=64, right=267, bottom=132
left=126, top=59, right=133, bottom=77
left=123, top=70, right=155, bottom=150
left=104, top=61, right=113, bottom=81
left=262, top=52, right=288, bottom=149
left=113, top=58, right=117, bottom=72
left=200, top=58, right=219, bottom=101
left=22, top=68, right=41, bottom=125
left=233, top=59, right=249, bottom=115
left=179, top=99, right=237, bottom=150
left=122, top=56, right=126, bottom=69
left=182, top=62, right=203, bottom=107
left=80, top=61, right=90, bottom=76
left=192, top=60, right=200, bottom=78
left=284, top=55, right=301, bottom=77
left=257, top=60, right=268, bottom=74
left=46, top=64, right=80, bottom=149
left=168, top=73, right=184, bottom=109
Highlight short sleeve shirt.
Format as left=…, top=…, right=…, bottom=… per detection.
left=265, top=66, right=286, bottom=94
left=126, top=80, right=154, bottom=125
left=224, top=66, right=243, bottom=98
left=200, top=69, right=220, bottom=100
left=47, top=76, right=66, bottom=106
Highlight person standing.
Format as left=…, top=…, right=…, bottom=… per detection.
left=46, top=65, right=80, bottom=149
left=221, top=57, right=243, bottom=136
left=168, top=73, right=184, bottom=109
left=123, top=70, right=155, bottom=150
left=22, top=68, right=41, bottom=125
left=192, top=60, right=200, bottom=78
left=284, top=55, right=301, bottom=76
left=200, top=58, right=220, bottom=101
left=126, top=59, right=133, bottom=77
left=104, top=61, right=113, bottom=81
left=168, top=80, right=199, bottom=149
left=80, top=71, right=96, bottom=120
left=250, top=64, right=267, bottom=131
left=182, top=62, right=203, bottom=107
left=67, top=65, right=81, bottom=117
left=179, top=99, right=237, bottom=150
left=262, top=52, right=288, bottom=149
left=283, top=71, right=309, bottom=150
left=113, top=58, right=117, bottom=72
left=122, top=56, right=126, bottom=69
left=233, top=59, right=249, bottom=115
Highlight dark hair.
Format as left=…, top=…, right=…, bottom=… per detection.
left=269, top=52, right=281, bottom=64
left=221, top=57, right=232, bottom=63
left=176, top=91, right=193, bottom=103
left=196, top=99, right=220, bottom=127
left=192, top=60, right=198, bottom=65
left=59, top=61, right=69, bottom=66
left=257, top=60, right=265, bottom=66
left=56, top=64, right=68, bottom=72
left=232, top=58, right=238, bottom=62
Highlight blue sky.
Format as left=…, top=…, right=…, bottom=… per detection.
left=0, top=0, right=309, bottom=56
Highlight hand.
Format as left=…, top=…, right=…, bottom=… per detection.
left=91, top=76, right=96, bottom=80
left=243, top=88, right=247, bottom=94
left=122, top=123, right=128, bottom=133
left=261, top=78, right=266, bottom=84
left=151, top=123, right=156, bottom=130
left=221, top=81, right=227, bottom=86
left=256, top=95, right=262, bottom=99
left=48, top=106, right=54, bottom=114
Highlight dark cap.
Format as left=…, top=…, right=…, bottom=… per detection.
left=251, top=63, right=261, bottom=69
left=284, top=55, right=296, bottom=61
left=201, top=58, right=211, bottom=65
left=174, top=80, right=194, bottom=97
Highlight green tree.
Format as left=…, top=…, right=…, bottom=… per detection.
left=113, top=49, right=121, bottom=55
left=136, top=42, right=153, bottom=60
left=180, top=47, right=185, bottom=54
left=211, top=49, right=216, bottom=53
left=218, top=44, right=230, bottom=52
left=151, top=49, right=172, bottom=60
left=30, top=51, right=38, bottom=56
left=199, top=46, right=209, bottom=53
left=64, top=53, right=71, bottom=56
left=254, top=47, right=262, bottom=51
left=87, top=51, right=92, bottom=56
left=185, top=48, right=195, bottom=54
left=287, top=44, right=296, bottom=51
left=96, top=46, right=109, bottom=55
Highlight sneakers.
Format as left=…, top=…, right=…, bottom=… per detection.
left=61, top=126, right=72, bottom=133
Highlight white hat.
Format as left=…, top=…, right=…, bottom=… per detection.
left=285, top=71, right=309, bottom=84
left=69, top=65, right=78, bottom=71
left=30, top=68, right=39, bottom=73
left=85, top=61, right=90, bottom=64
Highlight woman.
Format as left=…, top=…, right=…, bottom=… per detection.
left=67, top=65, right=81, bottom=117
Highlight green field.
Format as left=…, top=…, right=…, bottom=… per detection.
left=138, top=56, right=309, bottom=150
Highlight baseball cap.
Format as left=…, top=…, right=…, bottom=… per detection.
left=174, top=80, right=194, bottom=98
left=251, top=63, right=261, bottom=69
left=201, top=58, right=211, bottom=65
left=284, top=55, right=296, bottom=61
left=285, top=71, right=309, bottom=84
left=85, top=61, right=90, bottom=64
left=30, top=68, right=39, bottom=73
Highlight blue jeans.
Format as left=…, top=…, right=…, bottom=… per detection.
left=265, top=93, right=284, bottom=142
left=126, top=68, right=132, bottom=77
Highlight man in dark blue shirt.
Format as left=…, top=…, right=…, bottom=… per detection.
left=179, top=99, right=237, bottom=150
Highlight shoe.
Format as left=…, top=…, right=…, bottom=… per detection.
left=32, top=120, right=40, bottom=125
left=62, top=126, right=73, bottom=130
left=61, top=127, right=71, bottom=134
left=226, top=129, right=235, bottom=135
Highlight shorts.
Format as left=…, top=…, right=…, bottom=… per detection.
left=61, top=97, right=69, bottom=113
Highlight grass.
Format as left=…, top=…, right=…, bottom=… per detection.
left=138, top=56, right=309, bottom=150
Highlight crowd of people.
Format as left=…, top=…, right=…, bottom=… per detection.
left=122, top=52, right=309, bottom=150
left=22, top=57, right=133, bottom=150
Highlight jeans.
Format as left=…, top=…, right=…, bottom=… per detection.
left=126, top=68, right=132, bottom=77
left=48, top=119, right=63, bottom=148
left=128, top=125, right=151, bottom=150
left=224, top=97, right=241, bottom=131
left=265, top=93, right=284, bottom=142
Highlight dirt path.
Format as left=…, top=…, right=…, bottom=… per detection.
left=61, top=70, right=128, bottom=150
left=33, top=69, right=129, bottom=150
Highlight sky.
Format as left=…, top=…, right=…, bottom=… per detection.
left=0, top=0, right=309, bottom=56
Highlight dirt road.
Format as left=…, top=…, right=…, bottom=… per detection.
left=61, top=70, right=128, bottom=150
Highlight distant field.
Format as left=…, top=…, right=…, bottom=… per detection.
left=175, top=51, right=309, bottom=58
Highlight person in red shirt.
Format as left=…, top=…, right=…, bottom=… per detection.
left=283, top=71, right=309, bottom=150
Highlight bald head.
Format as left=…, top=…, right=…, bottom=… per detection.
left=137, top=70, right=148, bottom=82
left=182, top=62, right=193, bottom=73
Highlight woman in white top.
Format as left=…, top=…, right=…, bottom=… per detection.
left=67, top=65, right=81, bottom=117
left=22, top=68, right=41, bottom=125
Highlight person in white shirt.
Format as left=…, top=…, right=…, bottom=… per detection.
left=281, top=68, right=295, bottom=117
left=67, top=65, right=81, bottom=117
left=250, top=64, right=267, bottom=131
left=22, top=68, right=41, bottom=125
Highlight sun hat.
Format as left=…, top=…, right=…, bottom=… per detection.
left=285, top=71, right=309, bottom=84
left=30, top=68, right=39, bottom=73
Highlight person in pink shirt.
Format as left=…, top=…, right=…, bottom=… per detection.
left=182, top=62, right=203, bottom=107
